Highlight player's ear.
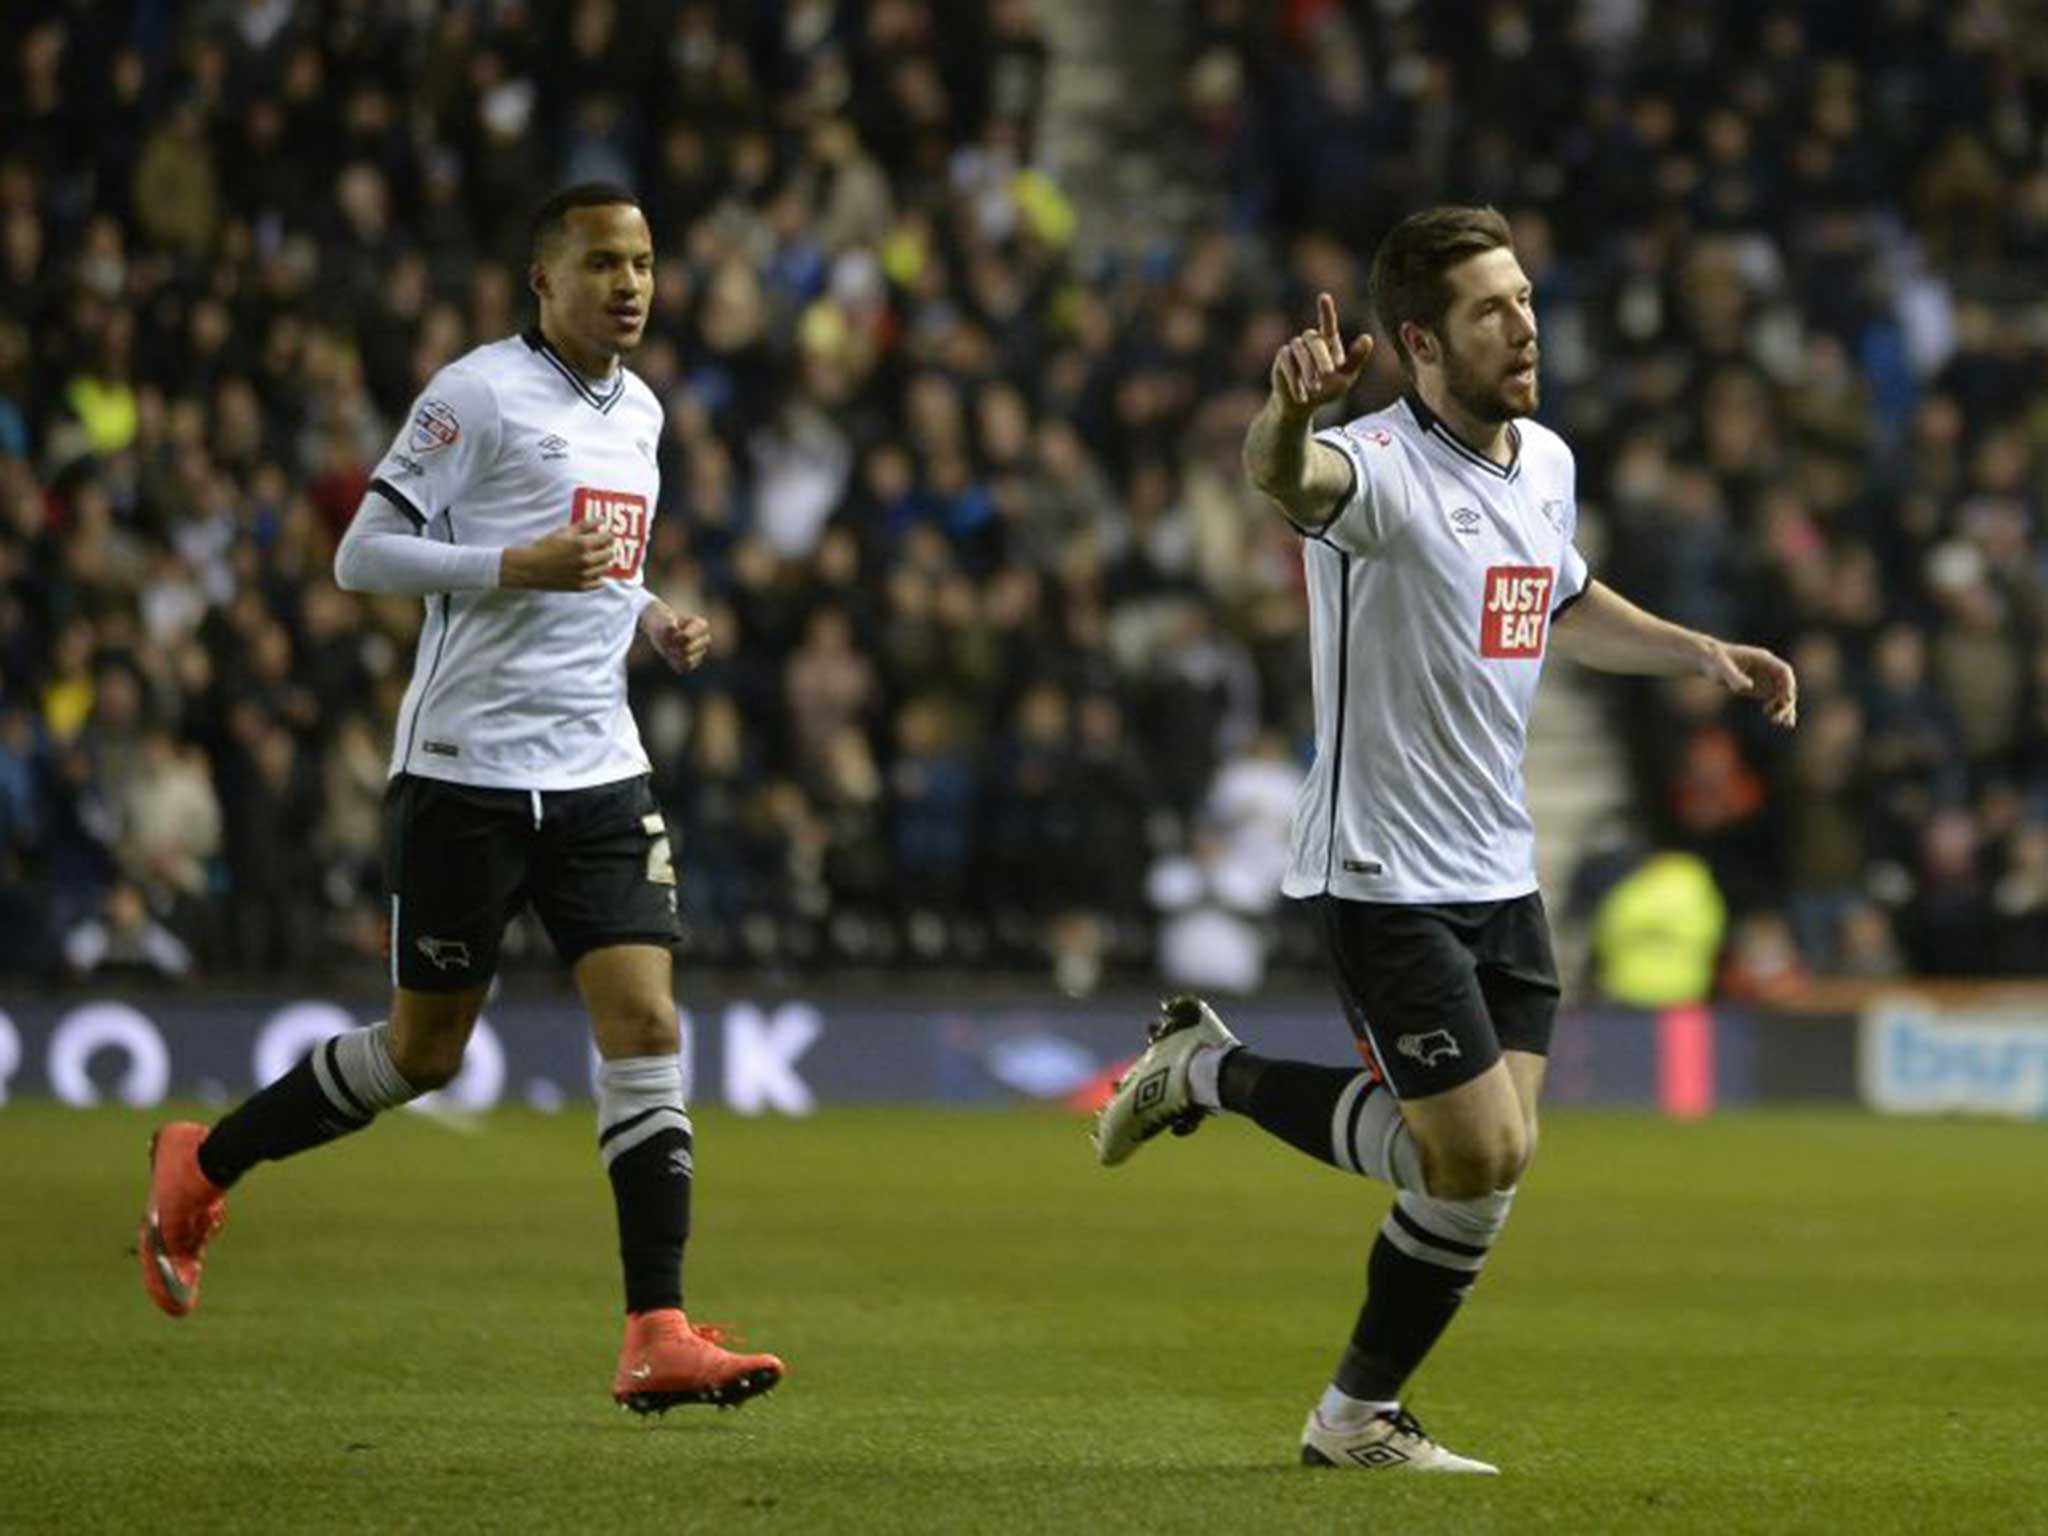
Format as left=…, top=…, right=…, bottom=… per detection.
left=529, top=260, right=549, bottom=301
left=1403, top=321, right=1437, bottom=367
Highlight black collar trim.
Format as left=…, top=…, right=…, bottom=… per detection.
left=522, top=327, right=627, bottom=414
left=1403, top=391, right=1520, bottom=481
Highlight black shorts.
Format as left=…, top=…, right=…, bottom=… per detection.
left=1318, top=891, right=1560, bottom=1100
left=383, top=773, right=679, bottom=991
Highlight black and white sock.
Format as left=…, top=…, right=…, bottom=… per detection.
left=597, top=1055, right=693, bottom=1316
left=1203, top=1047, right=1425, bottom=1190
left=197, top=1023, right=420, bottom=1188
left=1329, top=1187, right=1516, bottom=1412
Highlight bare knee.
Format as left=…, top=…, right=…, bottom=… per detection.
left=387, top=1031, right=465, bottom=1091
left=388, top=991, right=482, bottom=1091
left=600, top=995, right=680, bottom=1058
left=1423, top=1119, right=1528, bottom=1199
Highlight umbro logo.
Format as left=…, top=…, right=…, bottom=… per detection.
left=1346, top=1443, right=1411, bottom=1467
left=1133, top=1067, right=1171, bottom=1113
left=635, top=437, right=655, bottom=463
left=1540, top=498, right=1566, bottom=532
left=1447, top=506, right=1482, bottom=537
left=538, top=434, right=570, bottom=461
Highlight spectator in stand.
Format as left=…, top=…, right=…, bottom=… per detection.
left=3, top=0, right=2047, bottom=989
left=64, top=878, right=193, bottom=980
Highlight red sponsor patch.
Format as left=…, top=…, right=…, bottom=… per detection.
left=573, top=487, right=651, bottom=580
left=1480, top=565, right=1553, bottom=658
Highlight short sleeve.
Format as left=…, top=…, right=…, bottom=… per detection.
left=1308, top=420, right=1414, bottom=556
left=367, top=365, right=501, bottom=528
left=1556, top=539, right=1590, bottom=610
left=1549, top=444, right=1591, bottom=613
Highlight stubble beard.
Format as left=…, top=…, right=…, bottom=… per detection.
left=1443, top=343, right=1531, bottom=425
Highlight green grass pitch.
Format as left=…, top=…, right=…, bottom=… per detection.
left=3, top=1101, right=2044, bottom=1533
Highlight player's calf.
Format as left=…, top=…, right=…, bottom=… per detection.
left=194, top=1020, right=428, bottom=1191
left=1207, top=1037, right=1428, bottom=1190
left=1317, top=1183, right=1517, bottom=1422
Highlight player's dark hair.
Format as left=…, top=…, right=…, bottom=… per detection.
left=528, top=182, right=642, bottom=261
left=1369, top=205, right=1515, bottom=374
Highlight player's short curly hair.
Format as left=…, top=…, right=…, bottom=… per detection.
left=1369, top=205, right=1515, bottom=375
left=528, top=182, right=642, bottom=262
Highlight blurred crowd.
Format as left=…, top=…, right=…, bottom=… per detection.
left=3, top=0, right=2046, bottom=995
left=1197, top=0, right=2048, bottom=991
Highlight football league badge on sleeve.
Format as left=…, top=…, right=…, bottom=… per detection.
left=410, top=398, right=460, bottom=454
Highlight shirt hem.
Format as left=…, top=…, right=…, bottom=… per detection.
left=389, top=759, right=652, bottom=793
left=1281, top=873, right=1540, bottom=905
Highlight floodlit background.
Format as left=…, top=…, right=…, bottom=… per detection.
left=6, top=4, right=2048, bottom=1532
left=6, top=0, right=2047, bottom=1013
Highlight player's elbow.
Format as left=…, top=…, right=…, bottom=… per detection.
left=333, top=525, right=402, bottom=594
left=332, top=537, right=371, bottom=593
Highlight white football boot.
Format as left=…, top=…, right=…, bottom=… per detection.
left=1300, top=1406, right=1499, bottom=1474
left=1091, top=995, right=1239, bottom=1167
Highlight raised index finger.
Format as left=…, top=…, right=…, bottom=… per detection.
left=1317, top=291, right=1341, bottom=344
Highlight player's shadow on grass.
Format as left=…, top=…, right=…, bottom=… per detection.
left=585, top=1414, right=757, bottom=1436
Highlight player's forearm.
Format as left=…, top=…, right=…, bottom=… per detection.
left=1549, top=581, right=1716, bottom=676
left=1243, top=394, right=1347, bottom=525
left=333, top=496, right=503, bottom=595
left=1243, top=391, right=1313, bottom=500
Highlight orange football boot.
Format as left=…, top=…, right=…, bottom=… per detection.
left=612, top=1309, right=785, bottom=1415
left=138, top=1122, right=228, bottom=1317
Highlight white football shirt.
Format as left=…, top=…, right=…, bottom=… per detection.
left=1280, top=393, right=1591, bottom=904
left=367, top=330, right=664, bottom=790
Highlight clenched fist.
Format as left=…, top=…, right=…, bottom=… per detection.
left=502, top=521, right=614, bottom=591
left=641, top=600, right=712, bottom=672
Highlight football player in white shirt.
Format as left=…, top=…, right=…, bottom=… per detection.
left=1095, top=206, right=1794, bottom=1472
left=137, top=184, right=785, bottom=1414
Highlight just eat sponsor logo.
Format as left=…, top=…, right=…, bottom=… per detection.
left=573, top=488, right=650, bottom=580
left=1480, top=566, right=1553, bottom=658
